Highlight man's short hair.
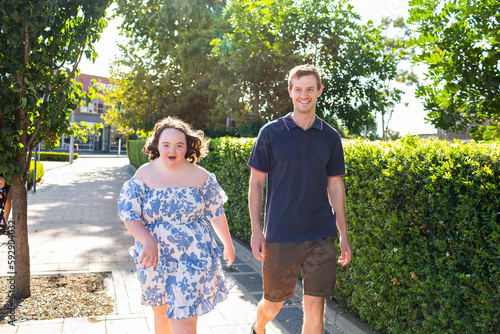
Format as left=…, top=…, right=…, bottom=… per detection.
left=288, top=64, right=322, bottom=90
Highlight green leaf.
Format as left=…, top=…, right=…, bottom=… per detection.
left=19, top=97, right=27, bottom=108
left=409, top=0, right=499, bottom=137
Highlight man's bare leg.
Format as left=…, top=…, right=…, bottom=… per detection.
left=254, top=298, right=285, bottom=334
left=302, top=295, right=326, bottom=334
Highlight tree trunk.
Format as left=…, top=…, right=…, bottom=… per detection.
left=381, top=112, right=386, bottom=141
left=12, top=177, right=30, bottom=299
left=13, top=25, right=31, bottom=298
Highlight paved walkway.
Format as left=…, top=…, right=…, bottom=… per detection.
left=0, top=153, right=375, bottom=334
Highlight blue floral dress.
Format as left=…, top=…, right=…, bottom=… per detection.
left=118, top=173, right=233, bottom=319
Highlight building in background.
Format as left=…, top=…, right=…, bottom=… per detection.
left=437, top=127, right=473, bottom=141
left=437, top=119, right=493, bottom=142
left=55, top=74, right=127, bottom=153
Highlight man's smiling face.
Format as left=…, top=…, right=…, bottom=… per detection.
left=288, top=74, right=323, bottom=115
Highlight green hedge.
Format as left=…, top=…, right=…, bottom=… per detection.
left=127, top=138, right=148, bottom=168
left=339, top=136, right=499, bottom=333
left=125, top=136, right=499, bottom=333
left=199, top=137, right=255, bottom=240
left=27, top=160, right=44, bottom=189
left=39, top=152, right=78, bottom=161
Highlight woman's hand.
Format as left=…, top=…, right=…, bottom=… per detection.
left=140, top=238, right=159, bottom=269
left=210, top=214, right=235, bottom=267
left=223, top=245, right=235, bottom=267
left=123, top=220, right=159, bottom=269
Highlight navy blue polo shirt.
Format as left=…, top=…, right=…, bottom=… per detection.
left=248, top=113, right=346, bottom=243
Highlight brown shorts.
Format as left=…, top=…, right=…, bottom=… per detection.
left=262, top=237, right=337, bottom=302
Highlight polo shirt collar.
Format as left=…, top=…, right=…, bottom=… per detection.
left=283, top=112, right=323, bottom=131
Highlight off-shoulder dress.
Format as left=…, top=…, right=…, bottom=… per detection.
left=118, top=173, right=233, bottom=319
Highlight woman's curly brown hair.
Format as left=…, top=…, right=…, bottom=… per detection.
left=143, top=117, right=208, bottom=163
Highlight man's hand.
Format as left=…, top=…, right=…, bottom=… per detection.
left=251, top=229, right=266, bottom=261
left=338, top=236, right=351, bottom=266
left=248, top=169, right=267, bottom=261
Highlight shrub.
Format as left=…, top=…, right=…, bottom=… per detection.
left=27, top=160, right=44, bottom=189
left=337, top=137, right=499, bottom=333
left=127, top=139, right=148, bottom=168
left=199, top=137, right=256, bottom=240
left=39, top=152, right=78, bottom=161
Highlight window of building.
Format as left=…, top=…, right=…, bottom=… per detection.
left=90, top=81, right=113, bottom=92
left=80, top=99, right=106, bottom=114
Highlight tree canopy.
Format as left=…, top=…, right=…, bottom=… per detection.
left=104, top=0, right=229, bottom=132
left=214, top=0, right=416, bottom=136
left=0, top=0, right=111, bottom=298
left=107, top=0, right=412, bottom=137
left=408, top=0, right=500, bottom=141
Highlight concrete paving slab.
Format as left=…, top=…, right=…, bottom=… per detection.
left=62, top=317, right=106, bottom=334
left=198, top=309, right=228, bottom=327
left=105, top=317, right=151, bottom=334
left=0, top=325, right=18, bottom=334
left=15, top=319, right=64, bottom=334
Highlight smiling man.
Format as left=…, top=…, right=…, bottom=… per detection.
left=247, top=64, right=352, bottom=334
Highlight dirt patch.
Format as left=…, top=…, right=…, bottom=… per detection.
left=0, top=272, right=114, bottom=324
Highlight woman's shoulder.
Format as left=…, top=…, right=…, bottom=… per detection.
left=134, top=162, right=153, bottom=181
left=191, top=163, right=209, bottom=175
left=190, top=164, right=211, bottom=187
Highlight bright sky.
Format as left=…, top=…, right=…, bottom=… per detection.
left=79, top=0, right=437, bottom=136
